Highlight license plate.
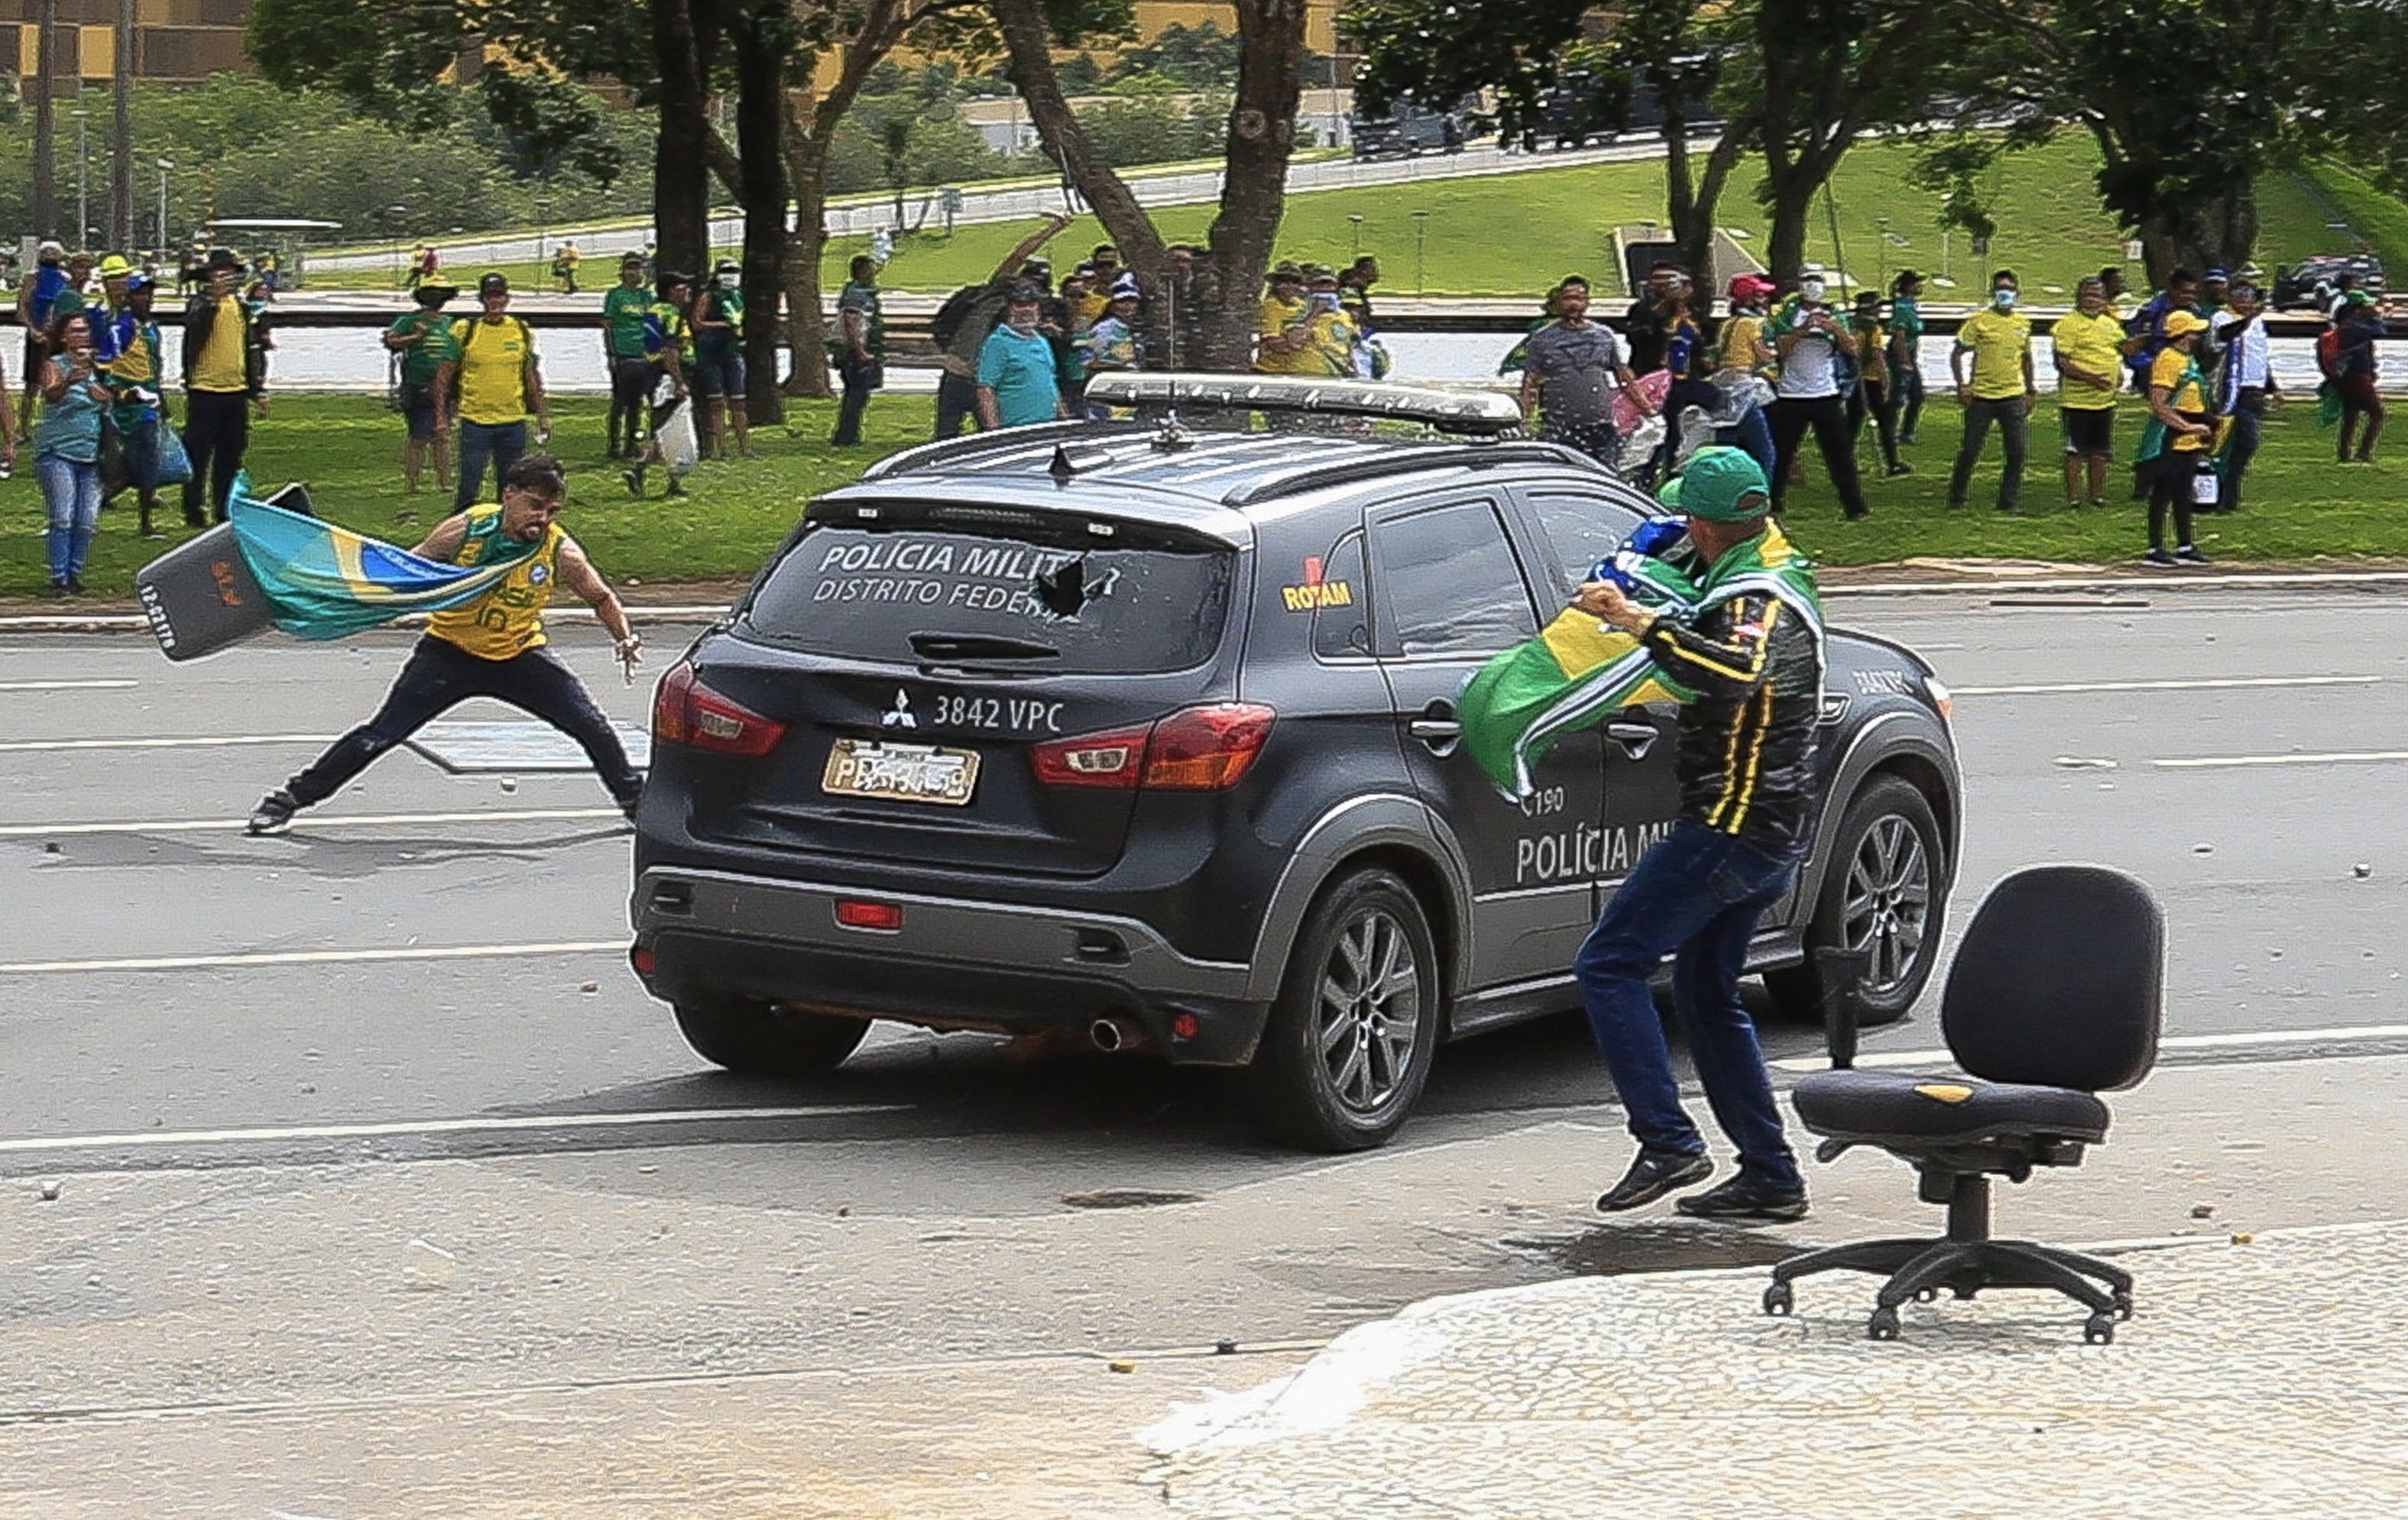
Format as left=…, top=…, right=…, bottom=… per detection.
left=822, top=737, right=980, bottom=806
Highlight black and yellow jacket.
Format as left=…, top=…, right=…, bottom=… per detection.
left=1639, top=579, right=1824, bottom=851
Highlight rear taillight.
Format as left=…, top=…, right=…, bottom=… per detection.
left=1031, top=723, right=1151, bottom=789
left=652, top=663, right=789, bottom=758
left=1031, top=704, right=1275, bottom=792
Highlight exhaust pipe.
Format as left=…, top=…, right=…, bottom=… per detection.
left=1090, top=1018, right=1132, bottom=1053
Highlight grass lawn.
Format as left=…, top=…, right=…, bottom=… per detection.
left=310, top=138, right=2408, bottom=304
left=5, top=390, right=2403, bottom=604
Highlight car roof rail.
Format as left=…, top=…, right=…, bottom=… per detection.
left=1220, top=441, right=1614, bottom=506
left=1081, top=372, right=1526, bottom=436
left=857, top=420, right=1108, bottom=481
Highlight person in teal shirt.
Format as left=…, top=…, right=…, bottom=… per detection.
left=602, top=253, right=655, bottom=460
left=1888, top=270, right=1927, bottom=446
left=34, top=312, right=109, bottom=595
left=976, top=285, right=1063, bottom=429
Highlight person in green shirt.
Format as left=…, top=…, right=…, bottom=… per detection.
left=384, top=282, right=459, bottom=492
left=602, top=253, right=655, bottom=461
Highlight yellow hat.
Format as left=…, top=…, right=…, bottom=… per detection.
left=98, top=254, right=135, bottom=279
left=2163, top=310, right=2210, bottom=339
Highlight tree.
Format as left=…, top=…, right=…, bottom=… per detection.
left=986, top=0, right=1306, bottom=367
left=1933, top=0, right=2305, bottom=283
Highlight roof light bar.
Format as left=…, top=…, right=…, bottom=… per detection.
left=1082, top=372, right=1526, bottom=436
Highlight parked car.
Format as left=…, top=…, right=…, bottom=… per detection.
left=1352, top=104, right=1466, bottom=160
left=2271, top=254, right=2387, bottom=312
left=628, top=378, right=1962, bottom=1152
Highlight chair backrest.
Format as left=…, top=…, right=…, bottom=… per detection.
left=1940, top=865, right=2164, bottom=1092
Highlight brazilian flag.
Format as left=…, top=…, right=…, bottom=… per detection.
left=228, top=478, right=540, bottom=641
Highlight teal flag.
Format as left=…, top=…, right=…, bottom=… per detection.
left=228, top=477, right=537, bottom=641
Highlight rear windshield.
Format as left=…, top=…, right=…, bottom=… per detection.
left=742, top=508, right=1236, bottom=674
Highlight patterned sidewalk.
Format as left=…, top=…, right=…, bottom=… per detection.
left=1146, top=1222, right=2408, bottom=1518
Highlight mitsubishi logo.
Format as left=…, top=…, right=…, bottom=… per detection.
left=880, top=689, right=917, bottom=730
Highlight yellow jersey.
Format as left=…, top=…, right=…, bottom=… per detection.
left=1256, top=295, right=1317, bottom=374
left=448, top=316, right=537, bottom=426
left=189, top=296, right=248, bottom=393
left=2052, top=310, right=2125, bottom=411
left=1955, top=308, right=2032, bottom=400
left=426, top=507, right=566, bottom=660
left=2149, top=347, right=2210, bottom=452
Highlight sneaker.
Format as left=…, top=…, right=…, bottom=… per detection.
left=1886, top=462, right=1913, bottom=478
left=64, top=575, right=86, bottom=596
left=2140, top=547, right=2180, bottom=569
left=183, top=510, right=206, bottom=530
left=622, top=466, right=644, bottom=497
left=1595, top=1147, right=1714, bottom=1214
left=2175, top=545, right=2212, bottom=565
left=1674, top=1173, right=1810, bottom=1222
left=245, top=789, right=300, bottom=836
left=47, top=579, right=68, bottom=598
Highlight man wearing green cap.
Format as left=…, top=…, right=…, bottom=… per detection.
left=1571, top=446, right=1825, bottom=1222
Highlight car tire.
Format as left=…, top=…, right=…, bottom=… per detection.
left=1764, top=776, right=1946, bottom=1029
left=673, top=995, right=870, bottom=1078
left=1241, top=869, right=1441, bottom=1153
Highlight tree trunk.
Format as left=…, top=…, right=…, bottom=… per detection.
left=1195, top=0, right=1306, bottom=370
left=651, top=0, right=715, bottom=278
left=1665, top=108, right=1756, bottom=284
left=732, top=3, right=789, bottom=423
left=781, top=103, right=835, bottom=400
left=1765, top=179, right=1817, bottom=288
left=112, top=0, right=134, bottom=251
left=31, top=0, right=57, bottom=241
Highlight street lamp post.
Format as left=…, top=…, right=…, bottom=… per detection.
left=154, top=158, right=173, bottom=267
left=1875, top=216, right=1891, bottom=293
left=1349, top=213, right=1364, bottom=257
left=534, top=196, right=553, bottom=264
left=387, top=205, right=410, bottom=287
left=1411, top=209, right=1430, bottom=297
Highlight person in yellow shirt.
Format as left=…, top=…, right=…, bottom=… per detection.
left=1946, top=268, right=2036, bottom=510
left=1255, top=262, right=1317, bottom=374
left=245, top=452, right=647, bottom=835
left=2139, top=310, right=2215, bottom=567
left=436, top=271, right=551, bottom=512
left=178, top=248, right=267, bottom=527
left=2052, top=276, right=2126, bottom=508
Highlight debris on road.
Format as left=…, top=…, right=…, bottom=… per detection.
left=34, top=1180, right=60, bottom=1201
left=404, top=1238, right=459, bottom=1290
left=2354, top=863, right=2373, bottom=878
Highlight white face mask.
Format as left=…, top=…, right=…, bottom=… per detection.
left=1992, top=287, right=2017, bottom=310
left=1799, top=279, right=1826, bottom=303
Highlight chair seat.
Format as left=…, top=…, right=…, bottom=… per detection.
left=1793, top=1068, right=2111, bottom=1145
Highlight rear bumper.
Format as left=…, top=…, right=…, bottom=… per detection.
left=630, top=866, right=1269, bottom=1065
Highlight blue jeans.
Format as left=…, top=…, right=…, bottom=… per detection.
left=37, top=454, right=102, bottom=582
left=834, top=355, right=880, bottom=446
left=1575, top=818, right=1804, bottom=1191
left=455, top=420, right=527, bottom=511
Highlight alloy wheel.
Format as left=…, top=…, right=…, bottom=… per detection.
left=1842, top=815, right=1932, bottom=997
left=1311, top=908, right=1423, bottom=1115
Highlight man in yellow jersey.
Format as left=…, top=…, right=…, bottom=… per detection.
left=2052, top=276, right=2126, bottom=509
left=1946, top=267, right=2035, bottom=511
left=1570, top=448, right=1822, bottom=1224
left=180, top=248, right=267, bottom=527
left=1254, top=262, right=1317, bottom=374
left=245, top=452, right=647, bottom=835
left=437, top=271, right=552, bottom=513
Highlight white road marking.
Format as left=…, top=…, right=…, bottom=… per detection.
left=0, top=939, right=626, bottom=974
left=1956, top=675, right=2379, bottom=697
left=2155, top=750, right=2408, bottom=770
left=0, top=733, right=334, bottom=753
left=0, top=1104, right=906, bottom=1156
left=0, top=806, right=621, bottom=838
left=1774, top=1022, right=2408, bottom=1073
left=0, top=679, right=138, bottom=692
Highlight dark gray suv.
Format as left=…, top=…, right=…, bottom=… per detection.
left=628, top=382, right=1959, bottom=1152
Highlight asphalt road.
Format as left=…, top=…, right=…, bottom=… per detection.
left=5, top=587, right=2408, bottom=1160
left=11, top=586, right=2408, bottom=1514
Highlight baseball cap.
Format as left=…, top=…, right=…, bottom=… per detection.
left=1110, top=274, right=1141, bottom=300
left=1658, top=446, right=1772, bottom=523
left=478, top=271, right=510, bottom=295
left=714, top=257, right=740, bottom=274
left=37, top=240, right=63, bottom=259
left=2203, top=267, right=2228, bottom=281
left=203, top=248, right=245, bottom=272
left=124, top=272, right=151, bottom=293
left=1303, top=262, right=1339, bottom=284
left=2163, top=310, right=2210, bottom=338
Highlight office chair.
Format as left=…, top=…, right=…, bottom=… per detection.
left=1765, top=865, right=2165, bottom=1343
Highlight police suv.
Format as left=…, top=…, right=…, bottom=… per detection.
left=628, top=378, right=1960, bottom=1152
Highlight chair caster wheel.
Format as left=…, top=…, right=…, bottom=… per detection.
left=1867, top=1306, right=1901, bottom=1341
left=2111, top=1290, right=2134, bottom=1321
left=1762, top=1282, right=1794, bottom=1317
left=1913, top=1287, right=1939, bottom=1303
left=2084, top=1312, right=2116, bottom=1345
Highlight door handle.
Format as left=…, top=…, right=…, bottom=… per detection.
left=1606, top=720, right=1658, bottom=760
left=1409, top=699, right=1463, bottom=755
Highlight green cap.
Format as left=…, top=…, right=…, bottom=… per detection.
left=1658, top=446, right=1771, bottom=523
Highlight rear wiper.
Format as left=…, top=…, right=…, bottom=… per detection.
left=907, top=631, right=1061, bottom=661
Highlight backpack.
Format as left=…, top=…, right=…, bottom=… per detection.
left=2316, top=326, right=2344, bottom=379
left=928, top=284, right=984, bottom=349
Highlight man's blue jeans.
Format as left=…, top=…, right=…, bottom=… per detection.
left=455, top=420, right=527, bottom=511
left=1575, top=818, right=1805, bottom=1191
